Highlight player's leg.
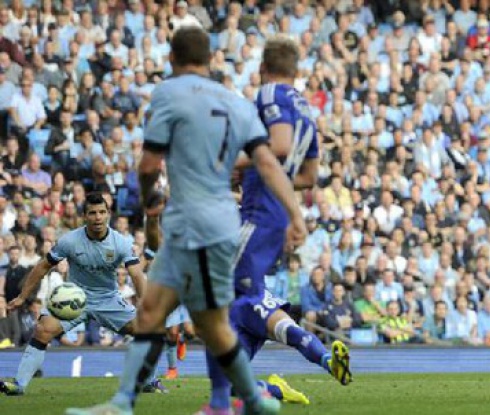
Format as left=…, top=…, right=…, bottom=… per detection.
left=266, top=309, right=352, bottom=385
left=192, top=308, right=278, bottom=415
left=66, top=243, right=182, bottom=415
left=1, top=314, right=69, bottom=395
left=185, top=242, right=278, bottom=415
left=164, top=324, right=179, bottom=379
left=110, top=282, right=178, bottom=408
left=88, top=294, right=167, bottom=394
left=178, top=308, right=194, bottom=361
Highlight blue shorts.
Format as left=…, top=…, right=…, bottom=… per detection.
left=42, top=294, right=136, bottom=334
left=234, top=223, right=286, bottom=297
left=165, top=305, right=191, bottom=328
left=149, top=239, right=238, bottom=312
left=230, top=289, right=290, bottom=359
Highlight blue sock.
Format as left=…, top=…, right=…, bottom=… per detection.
left=206, top=350, right=232, bottom=409
left=215, top=343, right=261, bottom=412
left=16, top=339, right=47, bottom=390
left=285, top=325, right=331, bottom=372
left=257, top=380, right=283, bottom=400
left=112, top=334, right=165, bottom=408
left=166, top=341, right=177, bottom=369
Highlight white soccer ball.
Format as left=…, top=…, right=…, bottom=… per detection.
left=47, top=282, right=87, bottom=321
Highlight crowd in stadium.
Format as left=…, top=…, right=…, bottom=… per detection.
left=1, top=0, right=490, bottom=349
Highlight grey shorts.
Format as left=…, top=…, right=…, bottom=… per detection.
left=42, top=294, right=136, bottom=334
left=148, top=240, right=238, bottom=312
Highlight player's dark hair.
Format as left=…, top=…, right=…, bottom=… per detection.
left=262, top=35, right=299, bottom=78
left=83, top=192, right=109, bottom=213
left=171, top=27, right=211, bottom=67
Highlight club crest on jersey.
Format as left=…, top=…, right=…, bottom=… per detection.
left=105, top=250, right=115, bottom=262
left=263, top=104, right=281, bottom=122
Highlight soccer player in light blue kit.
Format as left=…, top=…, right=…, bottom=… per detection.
left=0, top=193, right=166, bottom=396
left=65, top=27, right=307, bottom=415
left=204, top=36, right=353, bottom=415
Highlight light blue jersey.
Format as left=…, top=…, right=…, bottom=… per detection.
left=144, top=74, right=268, bottom=250
left=145, top=74, right=268, bottom=311
left=47, top=227, right=139, bottom=302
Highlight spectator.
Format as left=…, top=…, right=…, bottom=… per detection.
left=18, top=234, right=40, bottom=268
left=452, top=0, right=477, bottom=35
left=331, top=231, right=359, bottom=276
left=296, top=216, right=330, bottom=272
left=354, top=282, right=386, bottom=328
left=320, top=282, right=361, bottom=333
left=9, top=77, right=46, bottom=153
left=422, top=300, right=450, bottom=344
left=272, top=254, right=308, bottom=322
left=170, top=1, right=202, bottom=32
left=3, top=245, right=31, bottom=346
left=21, top=153, right=51, bottom=197
left=379, top=300, right=416, bottom=344
left=375, top=268, right=404, bottom=303
left=10, top=208, right=40, bottom=241
left=373, top=190, right=404, bottom=236
left=301, top=265, right=333, bottom=329
left=477, top=293, right=490, bottom=345
left=447, top=295, right=479, bottom=344
left=400, top=285, right=425, bottom=330
left=73, top=128, right=104, bottom=176
left=343, top=266, right=363, bottom=302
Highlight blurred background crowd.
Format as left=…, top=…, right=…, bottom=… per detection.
left=1, top=0, right=490, bottom=349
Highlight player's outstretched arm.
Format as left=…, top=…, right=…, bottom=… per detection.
left=7, top=258, right=52, bottom=311
left=251, top=143, right=307, bottom=248
left=127, top=262, right=147, bottom=300
left=138, top=150, right=164, bottom=208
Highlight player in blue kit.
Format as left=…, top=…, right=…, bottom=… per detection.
left=203, top=36, right=352, bottom=415
left=65, top=27, right=307, bottom=415
left=0, top=192, right=167, bottom=396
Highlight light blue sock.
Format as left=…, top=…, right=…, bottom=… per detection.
left=112, top=334, right=165, bottom=409
left=215, top=343, right=261, bottom=412
left=16, top=340, right=47, bottom=390
left=166, top=341, right=177, bottom=369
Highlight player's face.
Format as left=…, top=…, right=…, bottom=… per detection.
left=84, top=203, right=109, bottom=234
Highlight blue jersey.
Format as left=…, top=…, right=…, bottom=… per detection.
left=144, top=74, right=268, bottom=249
left=240, top=83, right=318, bottom=229
left=47, top=227, right=139, bottom=302
left=234, top=83, right=318, bottom=297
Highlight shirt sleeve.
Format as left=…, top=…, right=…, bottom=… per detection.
left=257, top=86, right=294, bottom=128
left=143, top=84, right=173, bottom=152
left=120, top=236, right=140, bottom=268
left=47, top=234, right=71, bottom=265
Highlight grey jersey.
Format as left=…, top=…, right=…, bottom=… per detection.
left=144, top=74, right=267, bottom=249
left=47, top=227, right=139, bottom=301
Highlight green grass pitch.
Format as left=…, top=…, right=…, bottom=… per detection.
left=1, top=373, right=490, bottom=415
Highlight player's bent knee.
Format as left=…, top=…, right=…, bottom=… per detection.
left=273, top=317, right=298, bottom=345
left=34, top=316, right=64, bottom=342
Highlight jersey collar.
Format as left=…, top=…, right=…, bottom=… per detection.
left=85, top=226, right=110, bottom=242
